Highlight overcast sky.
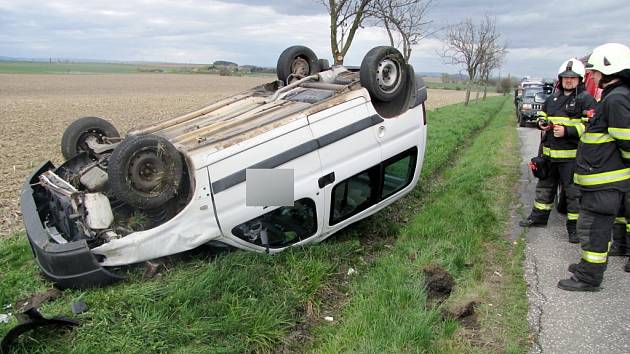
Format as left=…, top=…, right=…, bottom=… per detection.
left=1, top=0, right=628, bottom=78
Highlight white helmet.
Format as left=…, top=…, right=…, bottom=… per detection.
left=557, top=58, right=585, bottom=79
left=586, top=43, right=630, bottom=75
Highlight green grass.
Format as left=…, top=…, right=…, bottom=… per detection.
left=425, top=81, right=496, bottom=93
left=0, top=61, right=146, bottom=74
left=0, top=97, right=526, bottom=352
left=306, top=98, right=528, bottom=353
left=0, top=61, right=277, bottom=76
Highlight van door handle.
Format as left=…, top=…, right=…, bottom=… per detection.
left=318, top=172, right=335, bottom=188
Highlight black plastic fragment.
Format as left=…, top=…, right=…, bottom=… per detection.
left=0, top=308, right=79, bottom=353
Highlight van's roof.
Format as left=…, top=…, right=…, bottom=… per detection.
left=129, top=71, right=363, bottom=154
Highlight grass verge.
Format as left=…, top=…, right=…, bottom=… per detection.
left=306, top=98, right=528, bottom=353
left=0, top=97, right=520, bottom=353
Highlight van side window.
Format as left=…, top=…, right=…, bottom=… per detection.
left=331, top=167, right=379, bottom=225
left=232, top=198, right=317, bottom=248
left=382, top=147, right=417, bottom=199
left=330, top=147, right=417, bottom=225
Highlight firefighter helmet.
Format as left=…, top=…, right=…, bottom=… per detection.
left=586, top=43, right=630, bottom=75
left=557, top=58, right=585, bottom=79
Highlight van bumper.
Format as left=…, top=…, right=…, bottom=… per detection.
left=20, top=161, right=124, bottom=289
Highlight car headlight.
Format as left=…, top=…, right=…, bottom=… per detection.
left=522, top=103, right=532, bottom=110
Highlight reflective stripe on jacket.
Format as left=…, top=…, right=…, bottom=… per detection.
left=540, top=88, right=596, bottom=162
left=574, top=82, right=630, bottom=191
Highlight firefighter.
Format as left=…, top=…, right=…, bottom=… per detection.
left=559, top=43, right=630, bottom=291
left=519, top=58, right=597, bottom=244
left=609, top=216, right=629, bottom=258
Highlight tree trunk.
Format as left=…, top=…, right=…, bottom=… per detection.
left=465, top=81, right=472, bottom=106
left=384, top=21, right=395, bottom=47
left=483, top=85, right=488, bottom=100
left=330, top=4, right=342, bottom=65
left=475, top=83, right=480, bottom=103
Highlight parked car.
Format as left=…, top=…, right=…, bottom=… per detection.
left=514, top=78, right=554, bottom=127
left=517, top=87, right=547, bottom=127
left=21, top=45, right=428, bottom=288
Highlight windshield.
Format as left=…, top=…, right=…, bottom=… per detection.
left=524, top=89, right=543, bottom=98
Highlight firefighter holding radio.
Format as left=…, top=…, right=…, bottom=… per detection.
left=519, top=58, right=596, bottom=244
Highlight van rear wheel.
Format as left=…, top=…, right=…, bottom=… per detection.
left=276, top=46, right=320, bottom=84
left=61, top=117, right=119, bottom=160
left=360, top=46, right=408, bottom=102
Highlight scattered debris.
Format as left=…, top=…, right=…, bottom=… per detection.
left=71, top=300, right=88, bottom=315
left=0, top=314, right=10, bottom=324
left=347, top=267, right=356, bottom=276
left=423, top=265, right=455, bottom=302
left=324, top=316, right=334, bottom=322
left=14, top=288, right=62, bottom=313
left=1, top=308, right=79, bottom=353
left=143, top=258, right=171, bottom=279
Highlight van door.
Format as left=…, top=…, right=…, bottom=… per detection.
left=207, top=117, right=324, bottom=252
left=307, top=96, right=383, bottom=236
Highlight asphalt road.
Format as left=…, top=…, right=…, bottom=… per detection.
left=516, top=126, right=630, bottom=354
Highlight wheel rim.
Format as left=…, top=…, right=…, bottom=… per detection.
left=291, top=57, right=310, bottom=77
left=77, top=129, right=108, bottom=153
left=376, top=58, right=401, bottom=94
left=128, top=148, right=168, bottom=196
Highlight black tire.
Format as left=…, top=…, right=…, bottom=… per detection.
left=61, top=117, right=120, bottom=160
left=108, top=134, right=183, bottom=210
left=276, top=46, right=320, bottom=83
left=371, top=63, right=416, bottom=118
left=360, top=46, right=408, bottom=102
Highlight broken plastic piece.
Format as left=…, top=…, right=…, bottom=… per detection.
left=71, top=300, right=88, bottom=315
left=1, top=308, right=79, bottom=352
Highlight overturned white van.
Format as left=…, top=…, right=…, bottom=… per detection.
left=21, top=45, right=428, bottom=288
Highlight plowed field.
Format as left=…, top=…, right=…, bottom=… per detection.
left=0, top=73, right=488, bottom=236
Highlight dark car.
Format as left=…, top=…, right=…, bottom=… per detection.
left=517, top=87, right=548, bottom=127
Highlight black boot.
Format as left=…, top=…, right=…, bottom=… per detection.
left=609, top=223, right=630, bottom=256
left=567, top=220, right=579, bottom=244
left=557, top=276, right=601, bottom=292
left=625, top=258, right=630, bottom=273
left=519, top=209, right=550, bottom=227
left=568, top=263, right=578, bottom=273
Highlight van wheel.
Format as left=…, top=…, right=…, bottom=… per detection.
left=360, top=46, right=408, bottom=102
left=276, top=46, right=320, bottom=84
left=108, top=134, right=183, bottom=210
left=61, top=117, right=119, bottom=160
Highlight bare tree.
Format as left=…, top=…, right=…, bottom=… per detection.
left=369, top=0, right=433, bottom=61
left=319, top=0, right=372, bottom=65
left=439, top=16, right=503, bottom=106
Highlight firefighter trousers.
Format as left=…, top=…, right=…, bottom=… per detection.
left=529, top=161, right=580, bottom=232
left=611, top=194, right=630, bottom=255
left=573, top=190, right=622, bottom=286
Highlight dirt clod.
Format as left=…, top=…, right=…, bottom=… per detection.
left=423, top=264, right=455, bottom=301
left=441, top=300, right=479, bottom=328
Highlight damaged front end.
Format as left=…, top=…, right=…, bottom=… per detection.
left=21, top=160, right=124, bottom=288
left=21, top=149, right=197, bottom=289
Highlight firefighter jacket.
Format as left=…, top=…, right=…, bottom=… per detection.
left=574, top=81, right=630, bottom=191
left=540, top=86, right=596, bottom=162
